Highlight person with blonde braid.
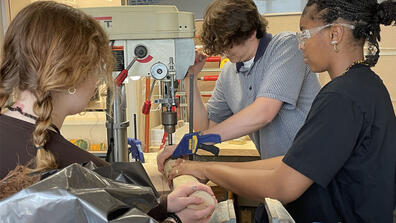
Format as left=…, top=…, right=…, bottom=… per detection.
left=0, top=2, right=216, bottom=223
left=0, top=1, right=112, bottom=177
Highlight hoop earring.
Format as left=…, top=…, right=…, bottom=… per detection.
left=331, top=41, right=339, bottom=53
left=68, top=87, right=76, bottom=95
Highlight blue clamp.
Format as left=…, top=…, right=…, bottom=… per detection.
left=171, top=132, right=221, bottom=158
left=128, top=138, right=145, bottom=162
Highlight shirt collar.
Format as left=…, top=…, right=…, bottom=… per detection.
left=236, top=33, right=273, bottom=73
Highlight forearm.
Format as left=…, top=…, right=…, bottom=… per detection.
left=202, top=98, right=282, bottom=141
left=210, top=156, right=283, bottom=170
left=204, top=164, right=280, bottom=202
left=184, top=77, right=210, bottom=131
left=202, top=106, right=268, bottom=141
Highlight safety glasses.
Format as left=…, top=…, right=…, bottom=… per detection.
left=296, top=23, right=355, bottom=47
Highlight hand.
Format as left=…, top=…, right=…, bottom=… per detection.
left=168, top=159, right=209, bottom=184
left=167, top=182, right=216, bottom=213
left=176, top=204, right=216, bottom=223
left=157, top=144, right=177, bottom=173
left=187, top=51, right=207, bottom=77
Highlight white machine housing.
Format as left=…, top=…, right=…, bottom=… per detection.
left=82, top=5, right=195, bottom=80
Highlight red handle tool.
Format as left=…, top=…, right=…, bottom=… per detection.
left=114, top=57, right=137, bottom=86
left=197, top=76, right=218, bottom=81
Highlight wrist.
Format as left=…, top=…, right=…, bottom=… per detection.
left=199, top=130, right=208, bottom=136
left=167, top=213, right=182, bottom=223
left=165, top=217, right=177, bottom=223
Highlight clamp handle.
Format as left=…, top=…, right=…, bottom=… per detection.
left=198, top=144, right=220, bottom=156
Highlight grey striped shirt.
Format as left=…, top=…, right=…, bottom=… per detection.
left=207, top=32, right=321, bottom=159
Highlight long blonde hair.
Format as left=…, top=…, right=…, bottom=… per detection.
left=0, top=1, right=114, bottom=171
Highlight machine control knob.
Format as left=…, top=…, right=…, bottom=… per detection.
left=151, top=62, right=168, bottom=80
left=134, top=45, right=148, bottom=59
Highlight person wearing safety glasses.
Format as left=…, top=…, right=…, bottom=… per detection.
left=167, top=0, right=396, bottom=222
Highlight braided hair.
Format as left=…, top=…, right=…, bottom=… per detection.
left=0, top=1, right=114, bottom=172
left=305, top=0, right=396, bottom=66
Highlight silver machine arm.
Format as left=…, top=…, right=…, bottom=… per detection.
left=155, top=57, right=178, bottom=145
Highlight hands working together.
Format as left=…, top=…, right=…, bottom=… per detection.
left=168, top=182, right=217, bottom=223
left=157, top=144, right=209, bottom=184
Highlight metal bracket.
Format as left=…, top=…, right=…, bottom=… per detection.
left=113, top=121, right=130, bottom=129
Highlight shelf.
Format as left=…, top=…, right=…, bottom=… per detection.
left=63, top=111, right=106, bottom=126
left=201, top=68, right=221, bottom=72
left=89, top=150, right=107, bottom=157
left=63, top=122, right=105, bottom=126
left=176, top=91, right=213, bottom=96
left=89, top=150, right=107, bottom=153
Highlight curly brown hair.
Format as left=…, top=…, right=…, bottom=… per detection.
left=0, top=164, right=40, bottom=200
left=200, top=0, right=268, bottom=56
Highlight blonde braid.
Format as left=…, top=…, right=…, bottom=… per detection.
left=32, top=91, right=57, bottom=171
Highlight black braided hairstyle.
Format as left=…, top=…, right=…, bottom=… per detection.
left=305, top=0, right=396, bottom=66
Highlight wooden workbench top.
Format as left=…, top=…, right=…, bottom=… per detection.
left=143, top=152, right=171, bottom=194
left=151, top=138, right=260, bottom=157
left=197, top=139, right=260, bottom=157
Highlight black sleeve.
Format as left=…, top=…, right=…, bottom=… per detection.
left=283, top=92, right=364, bottom=187
left=147, top=195, right=168, bottom=222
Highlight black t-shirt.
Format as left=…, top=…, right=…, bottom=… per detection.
left=283, top=64, right=396, bottom=223
left=0, top=115, right=108, bottom=179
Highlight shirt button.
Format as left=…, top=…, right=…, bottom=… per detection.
left=249, top=86, right=252, bottom=90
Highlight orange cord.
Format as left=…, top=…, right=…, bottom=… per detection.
left=144, top=77, right=150, bottom=152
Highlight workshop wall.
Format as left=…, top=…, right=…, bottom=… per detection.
left=2, top=0, right=30, bottom=23
left=125, top=0, right=311, bottom=19
left=126, top=0, right=213, bottom=20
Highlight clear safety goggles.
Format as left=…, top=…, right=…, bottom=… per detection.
left=296, top=23, right=355, bottom=47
